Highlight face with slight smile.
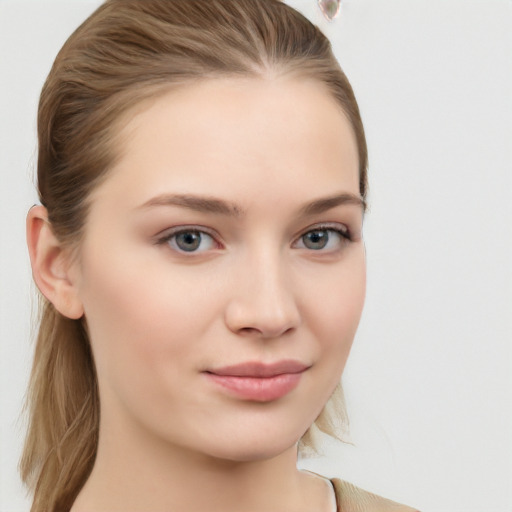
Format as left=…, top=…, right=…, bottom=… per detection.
left=70, top=76, right=366, bottom=462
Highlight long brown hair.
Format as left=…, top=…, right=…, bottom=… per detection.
left=21, top=1, right=368, bottom=510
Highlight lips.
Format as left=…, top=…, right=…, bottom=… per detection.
left=204, top=360, right=309, bottom=402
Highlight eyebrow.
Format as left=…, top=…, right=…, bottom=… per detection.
left=138, top=192, right=365, bottom=217
left=138, top=194, right=244, bottom=217
left=299, top=193, right=366, bottom=215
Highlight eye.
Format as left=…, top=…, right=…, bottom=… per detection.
left=158, top=229, right=218, bottom=253
left=294, top=226, right=350, bottom=251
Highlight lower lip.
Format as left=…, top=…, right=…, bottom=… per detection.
left=205, top=372, right=303, bottom=402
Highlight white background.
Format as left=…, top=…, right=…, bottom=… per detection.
left=1, top=1, right=510, bottom=511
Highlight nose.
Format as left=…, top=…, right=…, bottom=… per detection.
left=224, top=252, right=301, bottom=339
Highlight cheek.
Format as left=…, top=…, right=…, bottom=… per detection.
left=304, top=251, right=366, bottom=364
left=78, top=251, right=217, bottom=386
left=294, top=252, right=365, bottom=426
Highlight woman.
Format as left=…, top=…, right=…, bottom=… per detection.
left=23, top=1, right=418, bottom=510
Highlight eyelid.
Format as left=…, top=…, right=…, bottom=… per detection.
left=294, top=222, right=350, bottom=241
left=154, top=225, right=224, bottom=248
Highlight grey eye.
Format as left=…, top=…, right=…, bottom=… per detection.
left=295, top=227, right=349, bottom=252
left=175, top=231, right=202, bottom=251
left=302, top=230, right=330, bottom=250
left=167, top=230, right=216, bottom=253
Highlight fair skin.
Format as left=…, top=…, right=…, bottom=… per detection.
left=28, top=76, right=366, bottom=512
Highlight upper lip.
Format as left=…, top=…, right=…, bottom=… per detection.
left=206, top=360, right=310, bottom=378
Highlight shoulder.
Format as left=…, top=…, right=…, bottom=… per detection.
left=330, top=478, right=420, bottom=512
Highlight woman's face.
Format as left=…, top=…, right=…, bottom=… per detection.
left=70, top=76, right=366, bottom=461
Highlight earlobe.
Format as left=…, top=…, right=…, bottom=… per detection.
left=26, top=205, right=84, bottom=319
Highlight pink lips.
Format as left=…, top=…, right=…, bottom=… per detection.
left=204, top=360, right=309, bottom=402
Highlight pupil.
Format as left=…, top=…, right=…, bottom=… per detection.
left=304, top=230, right=328, bottom=249
left=176, top=232, right=201, bottom=251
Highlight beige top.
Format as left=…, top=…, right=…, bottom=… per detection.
left=330, top=479, right=419, bottom=512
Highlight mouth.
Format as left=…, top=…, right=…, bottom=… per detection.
left=203, top=360, right=310, bottom=402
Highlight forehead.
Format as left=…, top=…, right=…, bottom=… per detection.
left=91, top=76, right=360, bottom=209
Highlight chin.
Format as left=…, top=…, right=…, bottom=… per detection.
left=189, top=421, right=307, bottom=464
left=205, top=439, right=298, bottom=464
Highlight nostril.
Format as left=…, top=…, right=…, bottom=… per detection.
left=238, top=327, right=261, bottom=337
left=236, top=325, right=297, bottom=339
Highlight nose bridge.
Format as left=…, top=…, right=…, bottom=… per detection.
left=224, top=245, right=301, bottom=338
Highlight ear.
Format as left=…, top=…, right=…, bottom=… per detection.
left=26, top=205, right=84, bottom=319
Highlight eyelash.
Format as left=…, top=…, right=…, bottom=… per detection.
left=155, top=223, right=352, bottom=254
left=304, top=223, right=351, bottom=240
left=293, top=224, right=352, bottom=252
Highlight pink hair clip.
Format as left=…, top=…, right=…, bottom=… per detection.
left=318, top=0, right=341, bottom=21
